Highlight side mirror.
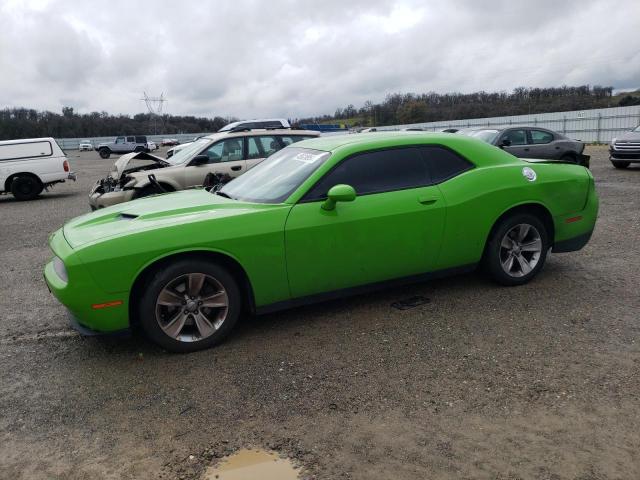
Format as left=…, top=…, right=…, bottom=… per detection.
left=500, top=138, right=512, bottom=148
left=191, top=154, right=209, bottom=166
left=322, top=184, right=356, bottom=211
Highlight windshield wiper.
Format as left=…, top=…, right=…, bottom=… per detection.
left=215, top=190, right=233, bottom=199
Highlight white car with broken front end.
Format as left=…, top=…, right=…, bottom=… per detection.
left=88, top=129, right=319, bottom=209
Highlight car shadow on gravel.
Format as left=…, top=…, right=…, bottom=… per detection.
left=76, top=264, right=567, bottom=357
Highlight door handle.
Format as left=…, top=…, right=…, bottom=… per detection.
left=418, top=196, right=438, bottom=205
left=231, top=166, right=242, bottom=171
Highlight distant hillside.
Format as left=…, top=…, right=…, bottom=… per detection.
left=294, top=85, right=640, bottom=128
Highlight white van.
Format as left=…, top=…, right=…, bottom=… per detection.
left=0, top=138, right=76, bottom=200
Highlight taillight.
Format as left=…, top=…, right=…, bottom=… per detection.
left=63, top=160, right=69, bottom=172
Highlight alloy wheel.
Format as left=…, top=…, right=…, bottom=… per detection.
left=499, top=223, right=542, bottom=278
left=155, top=273, right=229, bottom=342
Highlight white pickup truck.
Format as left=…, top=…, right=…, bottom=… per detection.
left=0, top=137, right=76, bottom=200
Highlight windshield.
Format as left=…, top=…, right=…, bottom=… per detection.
left=461, top=129, right=500, bottom=144
left=165, top=138, right=211, bottom=165
left=633, top=125, right=640, bottom=132
left=219, top=147, right=330, bottom=203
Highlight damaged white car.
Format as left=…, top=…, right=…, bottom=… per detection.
left=88, top=129, right=319, bottom=210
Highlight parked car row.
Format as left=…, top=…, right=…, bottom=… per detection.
left=3, top=122, right=638, bottom=203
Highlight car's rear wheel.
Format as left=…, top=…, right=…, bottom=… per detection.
left=137, top=259, right=241, bottom=352
left=483, top=213, right=549, bottom=286
left=611, top=160, right=630, bottom=169
left=99, top=148, right=111, bottom=159
left=10, top=175, right=43, bottom=201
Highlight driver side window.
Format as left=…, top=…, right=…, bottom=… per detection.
left=115, top=137, right=125, bottom=144
left=202, top=138, right=244, bottom=163
left=502, top=129, right=527, bottom=146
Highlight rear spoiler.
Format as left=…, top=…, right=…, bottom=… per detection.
left=523, top=154, right=590, bottom=168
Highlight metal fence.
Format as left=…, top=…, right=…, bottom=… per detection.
left=55, top=133, right=210, bottom=151
left=377, top=105, right=640, bottom=143
left=54, top=105, right=640, bottom=149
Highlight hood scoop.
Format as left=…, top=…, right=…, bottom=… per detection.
left=118, top=213, right=139, bottom=220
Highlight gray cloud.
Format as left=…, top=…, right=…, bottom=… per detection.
left=0, top=0, right=638, bottom=119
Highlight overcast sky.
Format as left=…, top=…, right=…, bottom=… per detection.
left=1, top=0, right=638, bottom=119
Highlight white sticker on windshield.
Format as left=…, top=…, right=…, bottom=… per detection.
left=294, top=152, right=322, bottom=164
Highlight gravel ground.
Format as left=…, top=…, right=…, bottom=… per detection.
left=0, top=146, right=639, bottom=480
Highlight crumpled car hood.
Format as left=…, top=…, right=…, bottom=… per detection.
left=112, top=151, right=168, bottom=178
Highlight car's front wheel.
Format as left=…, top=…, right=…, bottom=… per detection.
left=483, top=213, right=549, bottom=286
left=98, top=148, right=111, bottom=159
left=137, top=259, right=241, bottom=352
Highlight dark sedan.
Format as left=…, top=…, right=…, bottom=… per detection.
left=460, top=127, right=589, bottom=166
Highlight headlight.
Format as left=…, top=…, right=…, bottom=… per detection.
left=52, top=256, right=68, bottom=282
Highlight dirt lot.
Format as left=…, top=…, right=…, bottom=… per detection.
left=1, top=146, right=639, bottom=479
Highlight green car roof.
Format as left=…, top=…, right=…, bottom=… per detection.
left=298, top=131, right=516, bottom=167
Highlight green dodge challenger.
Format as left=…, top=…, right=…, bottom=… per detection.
left=44, top=133, right=598, bottom=352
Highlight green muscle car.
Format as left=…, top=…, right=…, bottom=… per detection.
left=44, top=132, right=598, bottom=352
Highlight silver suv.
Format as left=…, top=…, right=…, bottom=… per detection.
left=96, top=135, right=149, bottom=159
left=89, top=129, right=319, bottom=209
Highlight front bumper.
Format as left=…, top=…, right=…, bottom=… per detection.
left=44, top=229, right=130, bottom=333
left=610, top=144, right=640, bottom=161
left=88, top=181, right=135, bottom=210
left=68, top=311, right=130, bottom=337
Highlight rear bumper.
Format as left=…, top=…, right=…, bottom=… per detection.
left=553, top=229, right=593, bottom=253
left=576, top=154, right=590, bottom=167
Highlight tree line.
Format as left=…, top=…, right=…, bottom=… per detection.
left=1, top=85, right=639, bottom=140
left=0, top=107, right=232, bottom=141
left=296, top=85, right=639, bottom=127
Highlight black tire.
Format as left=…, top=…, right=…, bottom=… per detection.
left=483, top=213, right=549, bottom=286
left=134, top=146, right=145, bottom=153
left=137, top=259, right=242, bottom=353
left=611, top=160, right=630, bottom=169
left=560, top=153, right=577, bottom=163
left=99, top=148, right=111, bottom=159
left=10, top=175, right=43, bottom=201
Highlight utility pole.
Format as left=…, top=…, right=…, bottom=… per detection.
left=142, top=92, right=167, bottom=135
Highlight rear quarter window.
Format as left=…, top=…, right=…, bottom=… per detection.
left=419, top=146, right=473, bottom=184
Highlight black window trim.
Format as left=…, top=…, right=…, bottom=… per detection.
left=298, top=143, right=475, bottom=204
